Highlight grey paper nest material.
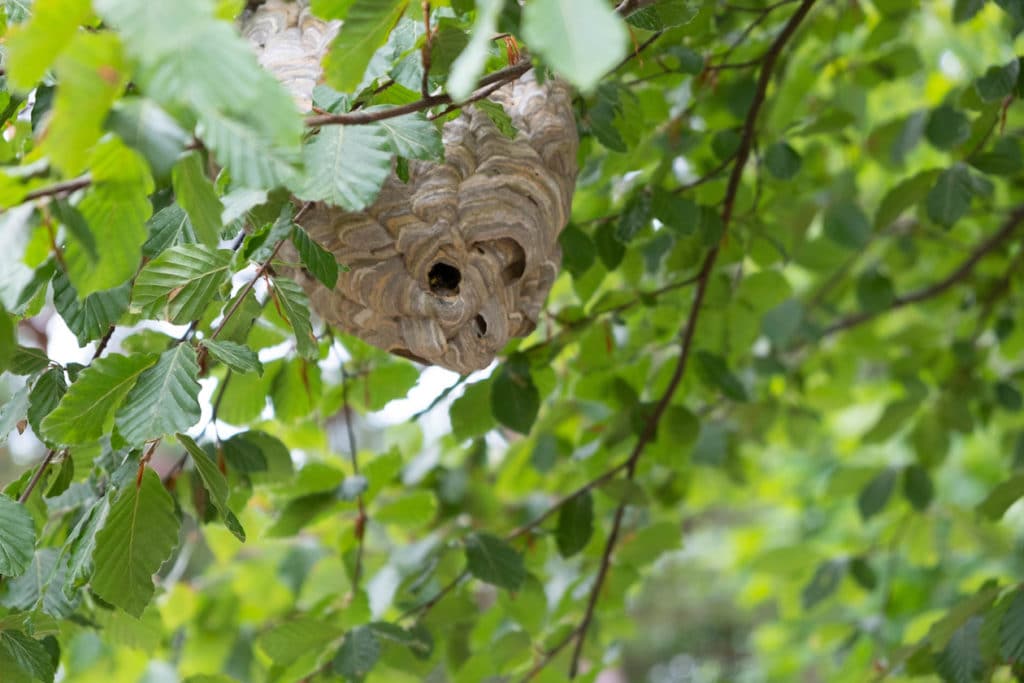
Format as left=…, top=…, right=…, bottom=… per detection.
left=242, top=1, right=578, bottom=373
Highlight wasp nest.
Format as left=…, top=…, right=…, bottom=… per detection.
left=242, top=1, right=578, bottom=373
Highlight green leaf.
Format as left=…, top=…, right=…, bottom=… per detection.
left=0, top=385, right=30, bottom=446
left=855, top=270, right=895, bottom=313
left=559, top=225, right=596, bottom=277
left=132, top=245, right=233, bottom=325
left=626, top=0, right=698, bottom=29
left=977, top=473, right=1024, bottom=520
left=143, top=205, right=198, bottom=258
left=0, top=493, right=36, bottom=578
left=927, top=164, right=974, bottom=228
left=801, top=559, right=845, bottom=610
left=474, top=99, right=518, bottom=138
left=376, top=112, right=444, bottom=161
left=43, top=32, right=129, bottom=177
left=953, top=0, right=986, bottom=22
left=90, top=468, right=181, bottom=617
left=995, top=0, right=1024, bottom=22
left=450, top=379, right=496, bottom=441
left=0, top=630, right=55, bottom=683
left=8, top=347, right=52, bottom=377
left=375, top=491, right=438, bottom=526
left=2, top=548, right=77, bottom=618
left=995, top=381, right=1023, bottom=411
left=41, top=353, right=157, bottom=446
left=491, top=357, right=540, bottom=434
left=94, top=0, right=303, bottom=154
left=764, top=141, right=802, bottom=180
left=935, top=617, right=986, bottom=683
left=875, top=170, right=940, bottom=229
left=196, top=109, right=300, bottom=189
left=114, top=345, right=202, bottom=446
left=27, top=367, right=67, bottom=443
left=258, top=617, right=342, bottom=664
left=465, top=532, right=525, bottom=591
left=975, top=59, right=1020, bottom=102
left=322, top=0, right=407, bottom=92
left=522, top=0, right=628, bottom=92
left=849, top=557, right=877, bottom=590
left=695, top=351, right=748, bottom=402
left=615, top=191, right=652, bottom=244
left=3, top=0, right=92, bottom=90
left=65, top=494, right=112, bottom=593
left=270, top=276, right=319, bottom=361
left=106, top=99, right=190, bottom=182
left=291, top=124, right=392, bottom=211
left=447, top=0, right=503, bottom=100
left=858, top=468, right=897, bottom=520
left=556, top=491, right=594, bottom=558
left=201, top=340, right=263, bottom=376
left=171, top=151, right=224, bottom=248
left=903, top=464, right=934, bottom=511
left=969, top=137, right=1023, bottom=175
left=292, top=227, right=340, bottom=290
left=823, top=199, right=871, bottom=249
left=1000, top=590, right=1024, bottom=662
left=178, top=434, right=246, bottom=541
left=0, top=312, right=15, bottom=374
left=925, top=105, right=971, bottom=150
left=64, top=138, right=155, bottom=298
left=333, top=626, right=381, bottom=679
left=51, top=272, right=129, bottom=346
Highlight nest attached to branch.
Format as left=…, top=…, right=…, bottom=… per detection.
left=242, top=1, right=578, bottom=373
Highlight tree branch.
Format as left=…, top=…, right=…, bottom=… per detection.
left=22, top=176, right=91, bottom=201
left=819, top=206, right=1024, bottom=337
left=565, top=0, right=819, bottom=676
left=341, top=367, right=368, bottom=591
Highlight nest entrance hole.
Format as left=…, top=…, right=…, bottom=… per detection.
left=429, top=262, right=461, bottom=296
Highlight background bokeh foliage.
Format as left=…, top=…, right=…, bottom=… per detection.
left=1, top=0, right=1024, bottom=681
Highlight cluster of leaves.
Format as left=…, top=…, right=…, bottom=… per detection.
left=1, top=0, right=1024, bottom=681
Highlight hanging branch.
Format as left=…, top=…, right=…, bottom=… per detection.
left=818, top=207, right=1024, bottom=337
left=560, top=0, right=819, bottom=677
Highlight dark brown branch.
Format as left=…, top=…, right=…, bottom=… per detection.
left=305, top=62, right=532, bottom=127
left=506, top=461, right=630, bottom=541
left=22, top=176, right=91, bottom=201
left=820, top=206, right=1024, bottom=337
left=566, top=0, right=819, bottom=677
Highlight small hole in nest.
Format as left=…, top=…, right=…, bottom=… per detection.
left=428, top=262, right=461, bottom=295
left=474, top=315, right=488, bottom=337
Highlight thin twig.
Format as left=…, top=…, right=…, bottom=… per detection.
left=819, top=207, right=1024, bottom=337
left=341, top=367, right=368, bottom=590
left=17, top=449, right=61, bottom=504
left=398, top=568, right=469, bottom=621
left=566, top=0, right=819, bottom=676
left=420, top=0, right=433, bottom=99
left=519, top=625, right=583, bottom=682
left=22, top=176, right=91, bottom=201
left=306, top=62, right=532, bottom=127
left=407, top=373, right=469, bottom=423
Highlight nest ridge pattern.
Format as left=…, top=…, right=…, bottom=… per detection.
left=242, top=1, right=578, bottom=373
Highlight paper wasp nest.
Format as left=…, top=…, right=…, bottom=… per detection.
left=242, top=1, right=578, bottom=373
